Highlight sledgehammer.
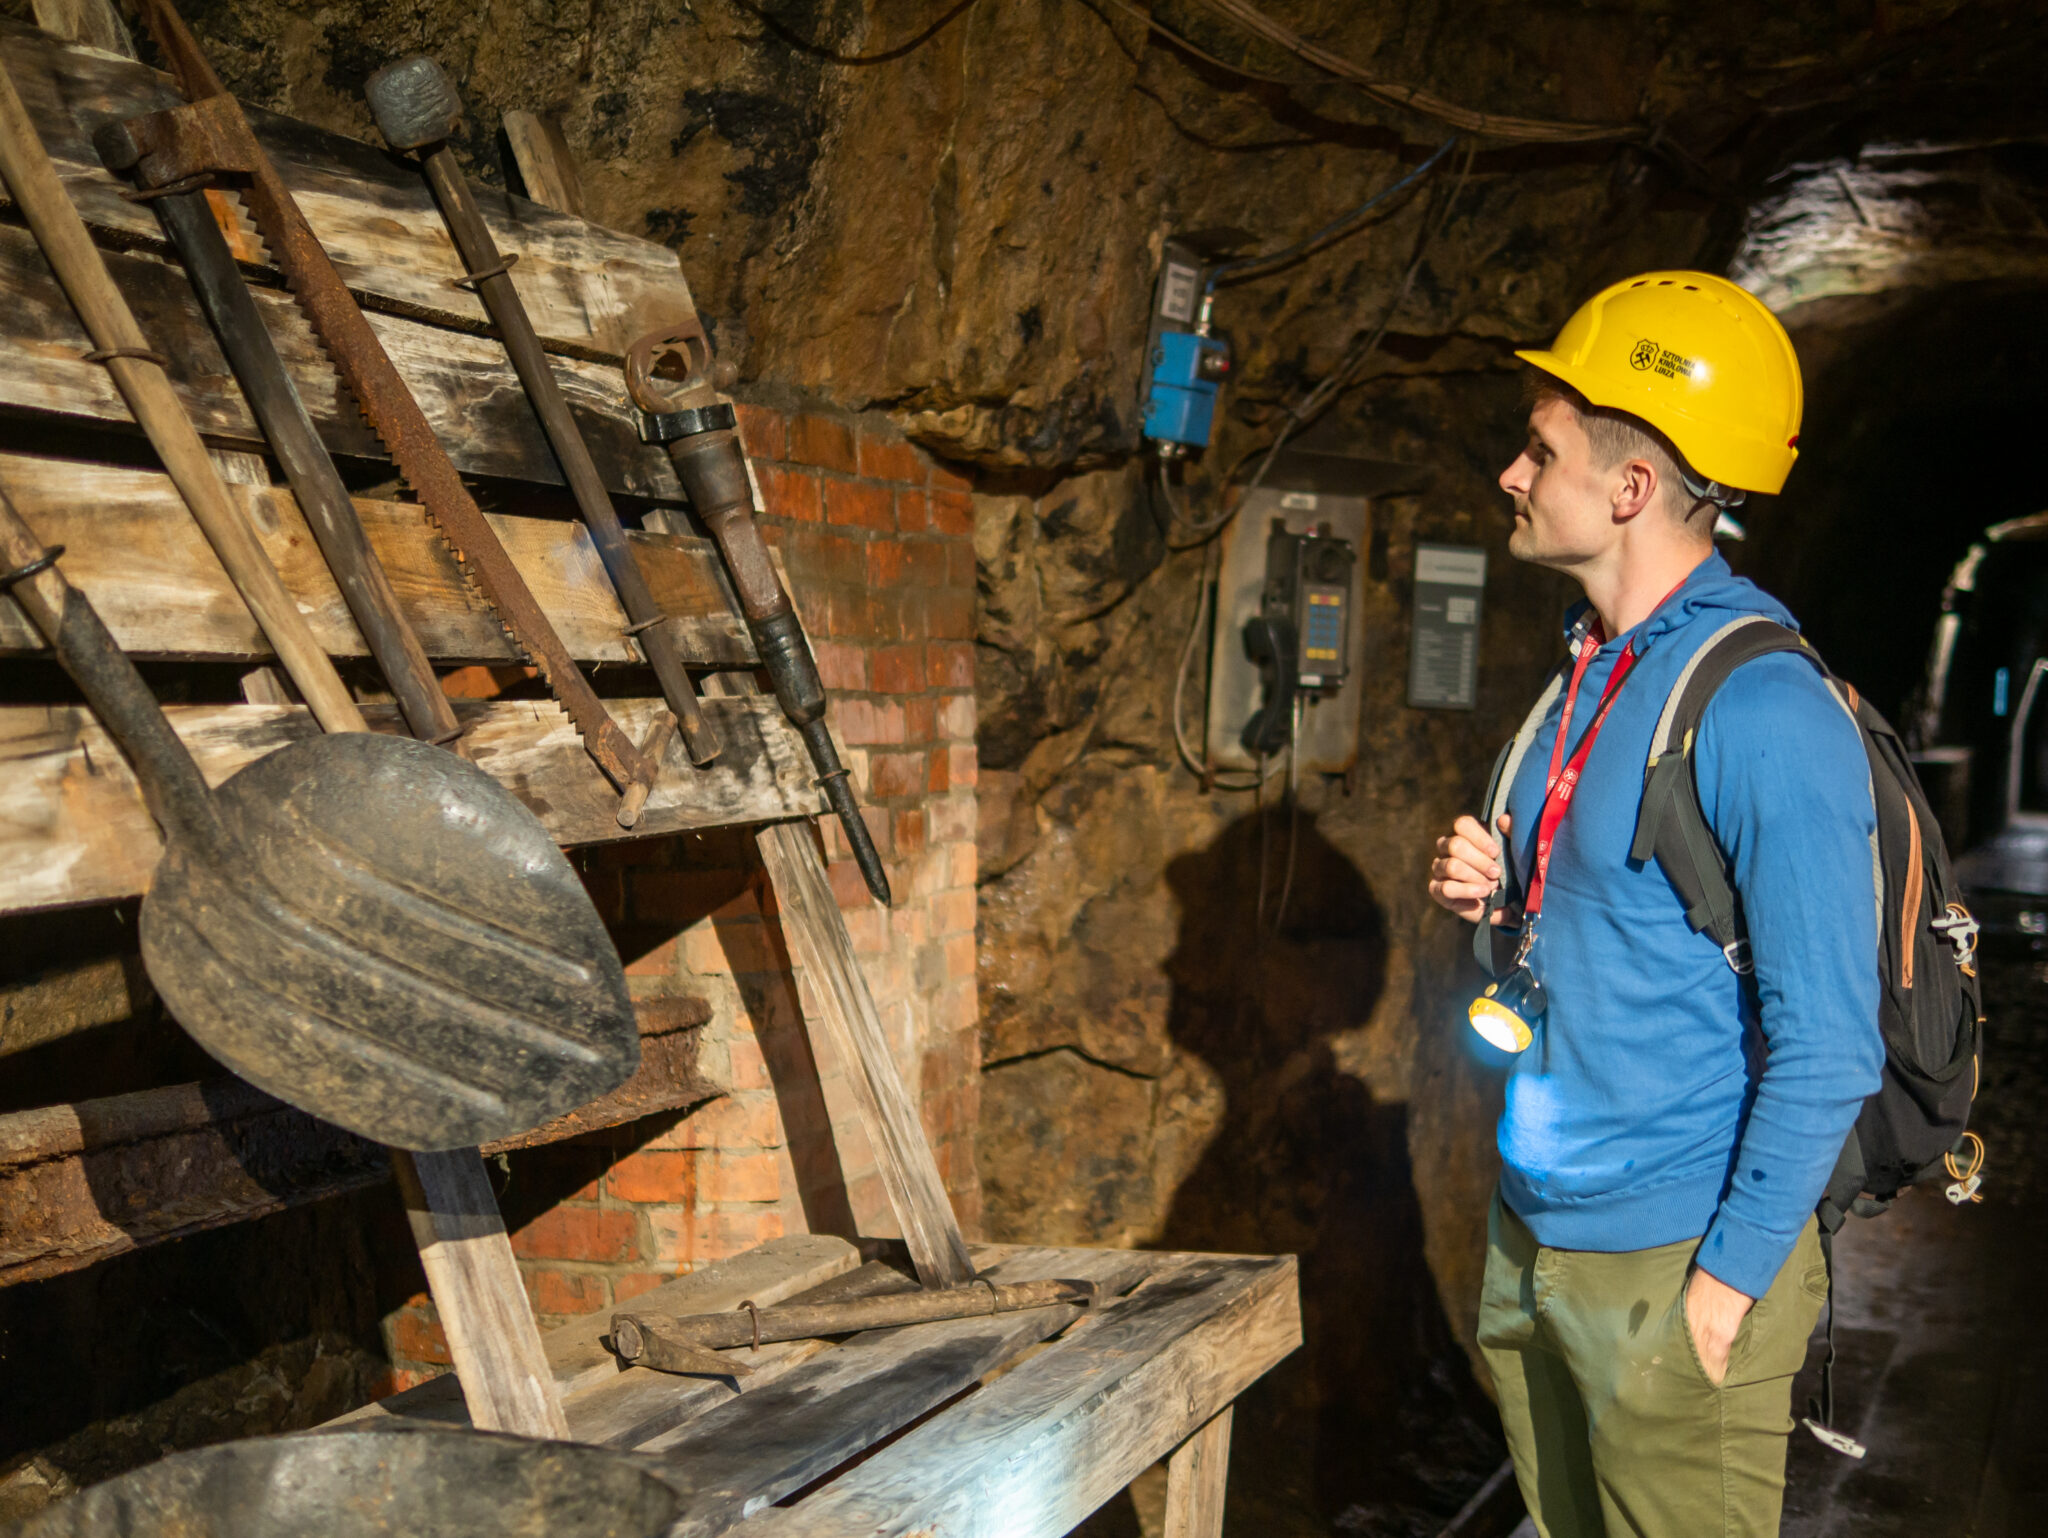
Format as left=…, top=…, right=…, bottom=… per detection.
left=363, top=55, right=719, bottom=780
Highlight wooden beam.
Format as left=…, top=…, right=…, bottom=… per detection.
left=752, top=1255, right=1301, bottom=1538
left=1163, top=1407, right=1234, bottom=1538
left=0, top=226, right=687, bottom=502
left=395, top=1146, right=569, bottom=1438
left=335, top=1234, right=867, bottom=1437
left=755, top=819, right=976, bottom=1290
left=503, top=112, right=586, bottom=220
left=0, top=1002, right=712, bottom=1287
left=0, top=694, right=826, bottom=914
left=29, top=0, right=135, bottom=60
left=0, top=455, right=751, bottom=667
left=3, top=19, right=695, bottom=362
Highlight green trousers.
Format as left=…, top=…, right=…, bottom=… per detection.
left=1477, top=1190, right=1829, bottom=1538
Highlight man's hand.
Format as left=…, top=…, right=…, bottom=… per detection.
left=1684, top=1266, right=1756, bottom=1386
left=1429, top=813, right=1513, bottom=923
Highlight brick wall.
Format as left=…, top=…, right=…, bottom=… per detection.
left=378, top=400, right=981, bottom=1388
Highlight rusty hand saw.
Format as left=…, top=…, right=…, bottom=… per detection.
left=121, top=0, right=654, bottom=795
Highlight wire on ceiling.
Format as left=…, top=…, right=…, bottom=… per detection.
left=1183, top=0, right=1641, bottom=144
left=1157, top=135, right=1476, bottom=553
left=1090, top=0, right=1640, bottom=144
left=1202, top=134, right=1459, bottom=293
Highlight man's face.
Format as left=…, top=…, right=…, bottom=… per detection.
left=1498, top=395, right=1621, bottom=571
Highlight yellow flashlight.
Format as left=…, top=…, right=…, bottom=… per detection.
left=1468, top=966, right=1546, bottom=1053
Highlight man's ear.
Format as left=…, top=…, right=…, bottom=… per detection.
left=1611, top=458, right=1661, bottom=524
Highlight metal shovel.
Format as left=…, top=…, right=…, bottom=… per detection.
left=0, top=488, right=637, bottom=1153
left=0, top=1426, right=683, bottom=1538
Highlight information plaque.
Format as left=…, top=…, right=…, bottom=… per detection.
left=1408, top=543, right=1487, bottom=709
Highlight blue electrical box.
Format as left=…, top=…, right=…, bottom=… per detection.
left=1143, top=330, right=1229, bottom=449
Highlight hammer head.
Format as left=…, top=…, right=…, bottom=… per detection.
left=365, top=55, right=462, bottom=152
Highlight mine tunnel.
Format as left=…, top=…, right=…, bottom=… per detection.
left=0, top=1, right=2045, bottom=1536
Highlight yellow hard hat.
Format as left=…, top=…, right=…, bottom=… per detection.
left=1515, top=271, right=1803, bottom=495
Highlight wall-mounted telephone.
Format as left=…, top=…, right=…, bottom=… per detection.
left=1240, top=520, right=1357, bottom=758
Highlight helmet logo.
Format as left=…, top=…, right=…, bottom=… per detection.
left=1630, top=339, right=1659, bottom=371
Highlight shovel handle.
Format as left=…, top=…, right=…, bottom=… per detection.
left=0, top=483, right=223, bottom=851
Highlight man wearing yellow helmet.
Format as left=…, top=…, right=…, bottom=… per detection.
left=1427, top=273, right=1882, bottom=1536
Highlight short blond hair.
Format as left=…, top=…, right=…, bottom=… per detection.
left=1526, top=372, right=1708, bottom=525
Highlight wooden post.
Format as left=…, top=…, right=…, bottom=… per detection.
left=30, top=0, right=134, bottom=57
left=1163, top=1406, right=1234, bottom=1538
left=393, top=1148, right=569, bottom=1439
left=756, top=819, right=975, bottom=1289
left=502, top=111, right=585, bottom=218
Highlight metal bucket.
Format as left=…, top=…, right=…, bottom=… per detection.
left=1, top=1428, right=681, bottom=1538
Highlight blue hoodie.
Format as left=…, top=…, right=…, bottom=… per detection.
left=1496, top=552, right=1883, bottom=1299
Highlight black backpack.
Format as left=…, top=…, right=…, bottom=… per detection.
left=1629, top=617, right=1986, bottom=1452
left=1629, top=616, right=1984, bottom=1231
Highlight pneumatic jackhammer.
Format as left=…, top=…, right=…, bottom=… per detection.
left=625, top=324, right=892, bottom=906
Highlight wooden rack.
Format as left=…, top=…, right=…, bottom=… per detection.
left=0, top=12, right=1298, bottom=1533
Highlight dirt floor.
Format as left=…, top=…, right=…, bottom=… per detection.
left=1775, top=938, right=2048, bottom=1536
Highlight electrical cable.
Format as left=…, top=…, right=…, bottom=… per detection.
left=1183, top=0, right=1641, bottom=144
left=1169, top=521, right=1289, bottom=792
left=1161, top=136, right=1474, bottom=555
left=731, top=0, right=982, bottom=64
left=1203, top=136, right=1458, bottom=293
left=1271, top=690, right=1303, bottom=932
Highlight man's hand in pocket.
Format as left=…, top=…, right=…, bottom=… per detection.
left=1685, top=1266, right=1756, bottom=1385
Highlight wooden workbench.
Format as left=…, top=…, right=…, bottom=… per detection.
left=339, top=1234, right=1302, bottom=1538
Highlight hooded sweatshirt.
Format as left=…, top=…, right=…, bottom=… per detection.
left=1496, top=551, right=1883, bottom=1299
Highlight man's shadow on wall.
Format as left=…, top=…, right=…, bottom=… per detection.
left=1126, top=809, right=1501, bottom=1531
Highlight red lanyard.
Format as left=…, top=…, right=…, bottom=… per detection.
left=1522, top=620, right=1641, bottom=920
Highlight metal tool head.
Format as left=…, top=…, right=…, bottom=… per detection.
left=139, top=732, right=637, bottom=1151
left=1, top=1426, right=681, bottom=1538
left=365, top=55, right=463, bottom=152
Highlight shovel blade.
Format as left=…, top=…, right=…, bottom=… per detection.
left=141, top=732, right=637, bottom=1150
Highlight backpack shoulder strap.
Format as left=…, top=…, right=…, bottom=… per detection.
left=1628, top=618, right=1820, bottom=960
left=1473, top=658, right=1571, bottom=976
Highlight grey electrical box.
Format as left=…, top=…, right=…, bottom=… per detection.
left=1407, top=543, right=1486, bottom=709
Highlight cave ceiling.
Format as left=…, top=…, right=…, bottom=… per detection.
left=49, top=0, right=2047, bottom=472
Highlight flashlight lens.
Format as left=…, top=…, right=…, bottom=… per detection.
left=1469, top=995, right=1535, bottom=1053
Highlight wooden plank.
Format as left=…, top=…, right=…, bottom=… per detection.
left=1164, top=1406, right=1234, bottom=1538
left=0, top=694, right=825, bottom=915
left=30, top=0, right=135, bottom=58
left=753, top=1255, right=1301, bottom=1538
left=0, top=226, right=687, bottom=501
left=2, top=19, right=696, bottom=363
left=503, top=112, right=585, bottom=219
left=394, top=1145, right=569, bottom=1438
left=335, top=1239, right=879, bottom=1441
left=639, top=1246, right=1163, bottom=1535
left=755, top=818, right=976, bottom=1289
left=547, top=1234, right=862, bottom=1397
left=0, top=455, right=752, bottom=667
left=0, top=1003, right=711, bottom=1287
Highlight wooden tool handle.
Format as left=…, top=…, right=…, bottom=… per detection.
left=0, top=61, right=366, bottom=736
left=615, top=710, right=677, bottom=829
left=611, top=1277, right=1101, bottom=1368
